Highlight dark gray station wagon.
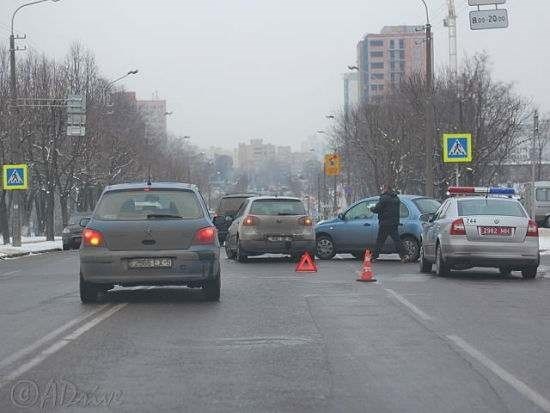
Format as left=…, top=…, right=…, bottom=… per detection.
left=79, top=182, right=221, bottom=302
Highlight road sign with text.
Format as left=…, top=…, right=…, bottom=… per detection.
left=470, top=9, right=508, bottom=30
left=324, top=154, right=341, bottom=176
left=468, top=0, right=505, bottom=5
left=3, top=164, right=29, bottom=190
left=442, top=134, right=473, bottom=163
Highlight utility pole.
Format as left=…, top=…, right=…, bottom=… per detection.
left=9, top=30, right=22, bottom=247
left=424, top=20, right=435, bottom=197
left=531, top=110, right=539, bottom=219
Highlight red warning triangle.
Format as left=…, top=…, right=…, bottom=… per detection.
left=295, top=252, right=317, bottom=273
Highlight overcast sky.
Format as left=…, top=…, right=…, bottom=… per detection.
left=1, top=0, right=548, bottom=150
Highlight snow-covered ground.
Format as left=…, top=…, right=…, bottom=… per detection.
left=0, top=237, right=62, bottom=258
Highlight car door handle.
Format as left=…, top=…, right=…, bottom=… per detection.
left=398, top=223, right=403, bottom=226
left=363, top=223, right=371, bottom=226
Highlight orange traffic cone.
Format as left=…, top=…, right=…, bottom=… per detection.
left=357, top=249, right=377, bottom=282
left=296, top=251, right=317, bottom=273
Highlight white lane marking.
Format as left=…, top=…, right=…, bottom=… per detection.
left=0, top=305, right=109, bottom=370
left=448, top=334, right=550, bottom=413
left=1, top=270, right=20, bottom=276
left=0, top=304, right=126, bottom=389
left=385, top=288, right=433, bottom=321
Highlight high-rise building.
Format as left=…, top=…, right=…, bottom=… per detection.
left=137, top=97, right=167, bottom=143
left=357, top=25, right=427, bottom=104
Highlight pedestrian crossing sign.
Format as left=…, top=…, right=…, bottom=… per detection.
left=442, top=133, right=473, bottom=163
left=3, top=164, right=29, bottom=190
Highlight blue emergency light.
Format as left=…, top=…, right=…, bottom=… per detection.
left=448, top=187, right=515, bottom=196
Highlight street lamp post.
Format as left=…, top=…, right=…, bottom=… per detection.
left=420, top=0, right=435, bottom=197
left=105, top=69, right=139, bottom=90
left=9, top=0, right=61, bottom=247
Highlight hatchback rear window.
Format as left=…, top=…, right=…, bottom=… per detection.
left=250, top=199, right=306, bottom=215
left=457, top=199, right=526, bottom=218
left=217, top=197, right=249, bottom=215
left=94, top=190, right=203, bottom=220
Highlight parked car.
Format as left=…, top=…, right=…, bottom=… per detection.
left=213, top=193, right=257, bottom=243
left=315, top=195, right=441, bottom=261
left=519, top=181, right=550, bottom=227
left=420, top=187, right=539, bottom=278
left=224, top=196, right=315, bottom=261
left=62, top=213, right=91, bottom=250
left=79, top=182, right=220, bottom=302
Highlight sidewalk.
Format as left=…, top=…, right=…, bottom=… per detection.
left=0, top=237, right=62, bottom=259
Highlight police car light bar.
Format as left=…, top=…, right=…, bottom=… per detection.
left=447, top=187, right=515, bottom=195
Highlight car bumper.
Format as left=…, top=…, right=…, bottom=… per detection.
left=80, top=248, right=220, bottom=286
left=442, top=238, right=539, bottom=268
left=63, top=234, right=82, bottom=245
left=239, top=237, right=315, bottom=255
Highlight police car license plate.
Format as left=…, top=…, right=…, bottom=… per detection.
left=128, top=258, right=172, bottom=269
left=478, top=226, right=513, bottom=236
left=267, top=236, right=292, bottom=242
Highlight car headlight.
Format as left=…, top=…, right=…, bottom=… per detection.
left=62, top=228, right=70, bottom=234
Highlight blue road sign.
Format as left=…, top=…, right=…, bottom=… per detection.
left=442, top=133, right=473, bottom=163
left=3, top=164, right=29, bottom=190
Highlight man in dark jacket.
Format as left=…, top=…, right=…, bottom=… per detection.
left=370, top=184, right=405, bottom=261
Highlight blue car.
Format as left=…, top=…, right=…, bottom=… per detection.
left=315, top=195, right=441, bottom=261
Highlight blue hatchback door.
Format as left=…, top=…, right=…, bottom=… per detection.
left=334, top=198, right=379, bottom=251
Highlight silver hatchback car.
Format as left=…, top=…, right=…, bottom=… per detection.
left=420, top=188, right=540, bottom=278
left=224, top=196, right=315, bottom=261
left=79, top=182, right=220, bottom=302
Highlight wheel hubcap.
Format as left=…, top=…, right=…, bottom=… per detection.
left=317, top=239, right=333, bottom=256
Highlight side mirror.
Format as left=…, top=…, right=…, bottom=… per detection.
left=337, top=213, right=345, bottom=221
left=79, top=217, right=91, bottom=227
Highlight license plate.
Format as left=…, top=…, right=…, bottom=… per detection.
left=478, top=226, right=513, bottom=236
left=267, top=236, right=292, bottom=242
left=128, top=258, right=172, bottom=269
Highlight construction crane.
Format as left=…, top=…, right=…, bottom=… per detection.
left=443, top=0, right=458, bottom=74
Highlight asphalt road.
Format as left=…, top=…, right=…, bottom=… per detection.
left=0, top=251, right=549, bottom=412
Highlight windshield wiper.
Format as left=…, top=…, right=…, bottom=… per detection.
left=146, top=214, right=182, bottom=219
left=276, top=212, right=298, bottom=216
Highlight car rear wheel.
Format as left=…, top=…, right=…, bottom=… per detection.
left=203, top=274, right=221, bottom=301
left=316, top=235, right=336, bottom=260
left=62, top=243, right=70, bottom=251
left=499, top=267, right=512, bottom=276
left=401, top=236, right=420, bottom=262
left=225, top=242, right=236, bottom=260
left=236, top=238, right=248, bottom=263
left=351, top=252, right=364, bottom=260
left=521, top=266, right=537, bottom=279
left=79, top=274, right=99, bottom=303
left=419, top=247, right=432, bottom=273
left=435, top=245, right=449, bottom=277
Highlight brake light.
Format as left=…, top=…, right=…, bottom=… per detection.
left=527, top=220, right=538, bottom=237
left=193, top=226, right=217, bottom=245
left=82, top=228, right=104, bottom=247
left=243, top=215, right=259, bottom=226
left=299, top=216, right=313, bottom=226
left=450, top=218, right=466, bottom=236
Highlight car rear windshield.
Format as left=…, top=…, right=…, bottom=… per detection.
left=457, top=199, right=526, bottom=217
left=250, top=199, right=306, bottom=215
left=412, top=198, right=441, bottom=214
left=94, top=190, right=203, bottom=221
left=217, top=197, right=249, bottom=215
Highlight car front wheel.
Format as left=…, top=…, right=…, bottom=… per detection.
left=316, top=235, right=336, bottom=260
left=401, top=236, right=421, bottom=262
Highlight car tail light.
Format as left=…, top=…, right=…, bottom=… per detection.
left=193, top=226, right=217, bottom=245
left=82, top=228, right=104, bottom=247
left=450, top=218, right=466, bottom=236
left=242, top=215, right=259, bottom=226
left=527, top=220, right=539, bottom=237
left=298, top=216, right=313, bottom=226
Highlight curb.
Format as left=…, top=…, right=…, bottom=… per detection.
left=0, top=247, right=63, bottom=260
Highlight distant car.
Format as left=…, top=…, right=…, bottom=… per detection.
left=79, top=182, right=221, bottom=303
left=315, top=195, right=441, bottom=261
left=420, top=187, right=539, bottom=278
left=224, top=196, right=315, bottom=261
left=62, top=214, right=91, bottom=250
left=213, top=193, right=257, bottom=243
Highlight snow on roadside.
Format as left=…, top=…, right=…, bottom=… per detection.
left=0, top=239, right=62, bottom=258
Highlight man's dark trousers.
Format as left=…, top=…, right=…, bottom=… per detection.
left=373, top=224, right=402, bottom=258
